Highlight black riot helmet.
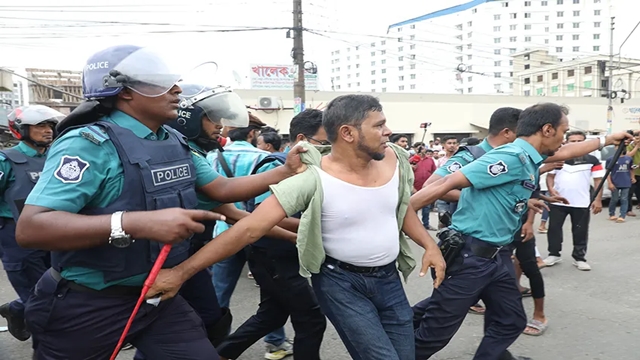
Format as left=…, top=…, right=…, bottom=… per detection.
left=166, top=84, right=249, bottom=152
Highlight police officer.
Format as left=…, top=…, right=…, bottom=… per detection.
left=410, top=103, right=632, bottom=360
left=15, top=45, right=305, bottom=360
left=0, top=105, right=62, bottom=345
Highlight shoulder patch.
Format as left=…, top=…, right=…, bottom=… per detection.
left=487, top=160, right=509, bottom=177
left=447, top=161, right=463, bottom=173
left=460, top=152, right=474, bottom=162
left=79, top=125, right=109, bottom=145
left=518, top=153, right=529, bottom=165
left=54, top=156, right=90, bottom=184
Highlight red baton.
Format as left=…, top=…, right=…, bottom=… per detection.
left=109, top=244, right=172, bottom=360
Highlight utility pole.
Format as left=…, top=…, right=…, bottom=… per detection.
left=607, top=16, right=615, bottom=134
left=292, top=0, right=305, bottom=114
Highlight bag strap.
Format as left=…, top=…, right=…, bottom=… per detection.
left=217, top=151, right=235, bottom=178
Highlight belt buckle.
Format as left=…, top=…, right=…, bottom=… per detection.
left=491, top=246, right=503, bottom=258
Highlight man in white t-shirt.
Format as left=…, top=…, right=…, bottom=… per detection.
left=544, top=131, right=605, bottom=271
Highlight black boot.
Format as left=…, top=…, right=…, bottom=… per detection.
left=0, top=302, right=31, bottom=341
left=207, top=307, right=233, bottom=348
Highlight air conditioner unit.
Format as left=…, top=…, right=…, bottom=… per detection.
left=257, top=96, right=280, bottom=109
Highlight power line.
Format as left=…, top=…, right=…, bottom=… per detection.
left=0, top=68, right=84, bottom=100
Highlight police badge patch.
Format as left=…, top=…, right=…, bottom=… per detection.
left=514, top=200, right=526, bottom=213
left=447, top=161, right=462, bottom=173
left=54, top=156, right=90, bottom=184
left=487, top=160, right=508, bottom=177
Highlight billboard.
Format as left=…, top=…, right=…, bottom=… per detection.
left=250, top=64, right=318, bottom=91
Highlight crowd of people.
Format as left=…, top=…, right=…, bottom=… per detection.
left=0, top=44, right=635, bottom=360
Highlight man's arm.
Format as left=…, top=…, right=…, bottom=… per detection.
left=411, top=171, right=471, bottom=210
left=546, top=173, right=557, bottom=196
left=174, top=195, right=288, bottom=281
left=401, top=205, right=446, bottom=286
left=545, top=132, right=633, bottom=163
left=420, top=151, right=474, bottom=202
left=212, top=203, right=297, bottom=242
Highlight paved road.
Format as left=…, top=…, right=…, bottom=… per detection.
left=1, top=211, right=639, bottom=360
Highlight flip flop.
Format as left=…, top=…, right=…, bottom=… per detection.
left=523, top=319, right=548, bottom=336
left=468, top=303, right=485, bottom=315
left=520, top=288, right=532, bottom=297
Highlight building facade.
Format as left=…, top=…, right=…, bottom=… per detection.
left=330, top=0, right=617, bottom=95
left=26, top=68, right=82, bottom=115
left=512, top=49, right=640, bottom=98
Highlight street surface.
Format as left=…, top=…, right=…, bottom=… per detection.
left=1, top=211, right=639, bottom=360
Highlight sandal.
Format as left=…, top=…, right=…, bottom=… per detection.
left=520, top=288, right=532, bottom=297
left=537, top=228, right=547, bottom=234
left=468, top=303, right=485, bottom=315
left=523, top=319, right=548, bottom=336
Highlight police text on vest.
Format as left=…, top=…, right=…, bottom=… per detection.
left=151, top=164, right=192, bottom=186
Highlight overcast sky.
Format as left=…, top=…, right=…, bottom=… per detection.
left=0, top=0, right=447, bottom=90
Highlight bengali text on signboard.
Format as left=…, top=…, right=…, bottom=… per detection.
left=250, top=64, right=318, bottom=90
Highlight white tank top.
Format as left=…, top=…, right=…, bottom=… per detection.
left=316, top=163, right=400, bottom=267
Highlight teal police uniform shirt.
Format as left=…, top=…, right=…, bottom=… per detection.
left=0, top=142, right=45, bottom=219
left=434, top=139, right=494, bottom=177
left=206, top=141, right=280, bottom=237
left=25, top=110, right=221, bottom=290
left=188, top=140, right=224, bottom=211
left=451, top=139, right=545, bottom=246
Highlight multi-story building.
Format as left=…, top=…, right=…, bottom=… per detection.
left=0, top=81, right=26, bottom=112
left=512, top=49, right=640, bottom=98
left=27, top=68, right=82, bottom=115
left=330, top=0, right=618, bottom=95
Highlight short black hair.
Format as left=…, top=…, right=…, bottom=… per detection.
left=390, top=134, right=408, bottom=144
left=228, top=124, right=261, bottom=142
left=413, top=142, right=425, bottom=148
left=442, top=135, right=457, bottom=143
left=516, top=103, right=570, bottom=137
left=565, top=130, right=586, bottom=141
left=262, top=126, right=279, bottom=134
left=488, top=107, right=522, bottom=136
left=465, top=137, right=480, bottom=145
left=289, top=109, right=323, bottom=140
left=260, top=132, right=282, bottom=150
left=323, top=94, right=383, bottom=143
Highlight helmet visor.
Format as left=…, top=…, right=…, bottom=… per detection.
left=10, top=105, right=65, bottom=125
left=194, top=90, right=249, bottom=128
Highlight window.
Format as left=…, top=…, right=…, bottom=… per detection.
left=371, top=61, right=375, bottom=66
left=552, top=72, right=558, bottom=79
left=468, top=21, right=472, bottom=26
left=510, top=25, right=517, bottom=31
left=494, top=26, right=501, bottom=32
left=410, top=84, right=416, bottom=90
left=398, top=56, right=403, bottom=61
left=524, top=78, right=531, bottom=84
left=468, top=76, right=473, bottom=81
left=409, top=54, right=415, bottom=60
left=551, top=85, right=559, bottom=93
left=573, top=23, right=580, bottom=28
left=410, top=24, right=415, bottom=29
left=568, top=69, right=575, bottom=77
left=537, top=88, right=544, bottom=95
left=525, top=24, right=531, bottom=30
left=468, top=87, right=473, bottom=93
left=557, top=11, right=564, bottom=17
left=510, top=13, right=517, bottom=19
left=542, top=0, right=548, bottom=4
left=397, top=27, right=402, bottom=32
left=410, top=64, right=416, bottom=69
left=593, top=45, right=600, bottom=51
left=502, top=1, right=509, bottom=6
left=525, top=64, right=531, bottom=69
left=455, top=24, right=463, bottom=30
left=410, top=44, right=415, bottom=50
left=556, top=47, right=563, bottom=52
left=545, top=15, right=549, bottom=21
left=567, top=83, right=575, bottom=91
left=494, top=38, right=501, bottom=43
left=381, top=88, right=386, bottom=92
left=524, top=90, right=531, bottom=96
left=381, top=69, right=386, bottom=74
left=472, top=8, right=477, bottom=13
left=525, top=13, right=531, bottom=18
left=537, top=75, right=543, bottom=82
left=381, top=59, right=386, bottom=64
left=594, top=34, right=600, bottom=39
left=381, top=50, right=386, bottom=55
left=467, top=44, right=472, bottom=49
left=398, top=37, right=403, bottom=42
left=467, top=54, right=472, bottom=60
left=525, top=1, right=531, bottom=5
left=371, top=51, right=375, bottom=56
left=356, top=64, right=360, bottom=68
left=509, top=60, right=514, bottom=65
left=381, top=40, right=386, bottom=45
left=510, top=36, right=517, bottom=42
left=594, top=22, right=601, bottom=27
left=584, top=80, right=592, bottom=88
left=573, top=34, right=579, bottom=40
left=573, top=46, right=580, bottom=52
left=573, top=0, right=579, bottom=3
left=494, top=14, right=501, bottom=20
left=382, top=78, right=386, bottom=83
left=399, top=66, right=404, bottom=71
left=356, top=72, right=360, bottom=77
left=545, top=27, right=549, bottom=32
left=399, top=85, right=404, bottom=91
left=399, top=76, right=404, bottom=81
left=557, top=35, right=563, bottom=40
left=573, top=10, right=580, bottom=16
left=545, top=39, right=549, bottom=44
left=371, top=70, right=376, bottom=75
left=494, top=49, right=501, bottom=55
left=494, top=60, right=502, bottom=66
left=594, top=10, right=601, bottom=15
left=371, top=80, right=376, bottom=84
left=510, top=48, right=516, bottom=54
left=557, top=23, right=564, bottom=29
left=584, top=66, right=592, bottom=74
left=557, top=0, right=563, bottom=3
left=398, top=46, right=404, bottom=52
left=371, top=89, right=375, bottom=92
left=410, top=74, right=416, bottom=79
left=525, top=36, right=532, bottom=42
left=335, top=85, right=341, bottom=90
left=467, top=32, right=473, bottom=38
left=494, top=72, right=501, bottom=78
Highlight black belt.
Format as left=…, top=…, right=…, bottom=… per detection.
left=470, top=241, right=502, bottom=259
left=50, top=268, right=143, bottom=297
left=324, top=256, right=393, bottom=274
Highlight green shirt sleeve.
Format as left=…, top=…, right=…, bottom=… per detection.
left=192, top=152, right=220, bottom=187
left=25, top=129, right=116, bottom=213
left=0, top=154, right=12, bottom=194
left=270, top=170, right=317, bottom=216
